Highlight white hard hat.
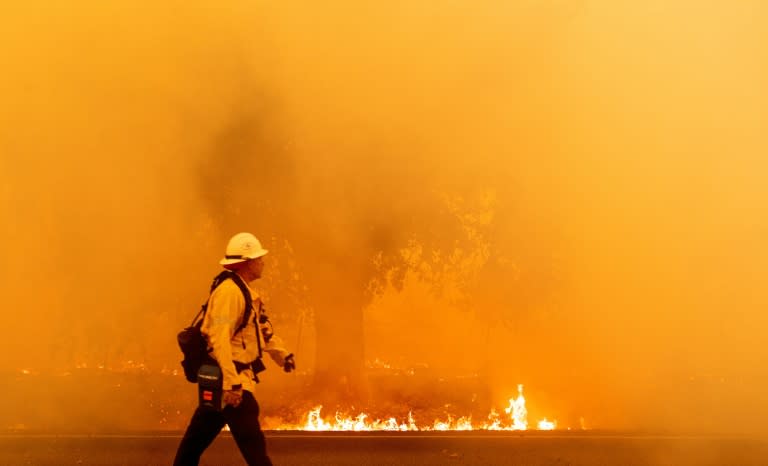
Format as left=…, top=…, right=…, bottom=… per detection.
left=220, top=232, right=269, bottom=265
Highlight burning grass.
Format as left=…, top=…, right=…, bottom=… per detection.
left=264, top=384, right=558, bottom=431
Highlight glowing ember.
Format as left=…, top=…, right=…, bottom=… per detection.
left=282, top=384, right=559, bottom=431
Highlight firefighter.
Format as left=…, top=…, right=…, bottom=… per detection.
left=174, top=232, right=295, bottom=466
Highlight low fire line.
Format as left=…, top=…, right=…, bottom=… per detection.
left=273, top=384, right=560, bottom=432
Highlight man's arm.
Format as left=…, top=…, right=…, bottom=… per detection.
left=263, top=332, right=295, bottom=372
left=258, top=311, right=294, bottom=371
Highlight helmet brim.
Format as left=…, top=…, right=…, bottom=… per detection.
left=219, top=248, right=268, bottom=265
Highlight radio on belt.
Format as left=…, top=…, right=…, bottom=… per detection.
left=197, top=363, right=223, bottom=411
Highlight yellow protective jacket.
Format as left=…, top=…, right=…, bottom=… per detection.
left=200, top=275, right=291, bottom=393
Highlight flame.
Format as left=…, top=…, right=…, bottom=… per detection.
left=484, top=408, right=503, bottom=430
left=305, top=407, right=421, bottom=431
left=283, top=384, right=560, bottom=431
left=537, top=418, right=557, bottom=430
left=503, top=384, right=528, bottom=430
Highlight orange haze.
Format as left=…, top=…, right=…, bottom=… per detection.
left=1, top=0, right=767, bottom=435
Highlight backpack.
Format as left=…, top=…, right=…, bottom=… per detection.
left=177, top=270, right=253, bottom=383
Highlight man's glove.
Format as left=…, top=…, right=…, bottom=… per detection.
left=283, top=354, right=296, bottom=373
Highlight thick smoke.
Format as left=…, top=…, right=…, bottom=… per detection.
left=1, top=0, right=767, bottom=434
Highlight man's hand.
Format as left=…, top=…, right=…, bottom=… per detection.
left=283, top=354, right=296, bottom=373
left=222, top=388, right=243, bottom=408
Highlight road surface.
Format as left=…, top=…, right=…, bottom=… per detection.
left=2, top=431, right=766, bottom=465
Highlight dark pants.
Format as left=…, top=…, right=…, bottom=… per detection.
left=173, top=391, right=272, bottom=466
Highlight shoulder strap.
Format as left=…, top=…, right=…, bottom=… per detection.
left=191, top=271, right=253, bottom=333
left=189, top=271, right=230, bottom=327
left=224, top=272, right=254, bottom=336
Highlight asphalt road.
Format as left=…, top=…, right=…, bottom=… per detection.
left=2, top=431, right=767, bottom=466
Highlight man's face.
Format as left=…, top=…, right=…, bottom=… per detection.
left=248, top=256, right=265, bottom=279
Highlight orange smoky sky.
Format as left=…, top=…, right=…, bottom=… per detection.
left=1, top=0, right=767, bottom=434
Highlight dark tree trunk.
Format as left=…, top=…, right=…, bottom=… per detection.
left=301, top=251, right=373, bottom=406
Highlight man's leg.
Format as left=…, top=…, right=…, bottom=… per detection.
left=225, top=391, right=273, bottom=466
left=173, top=406, right=227, bottom=466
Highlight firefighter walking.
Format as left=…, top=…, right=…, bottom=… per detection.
left=174, top=232, right=295, bottom=466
